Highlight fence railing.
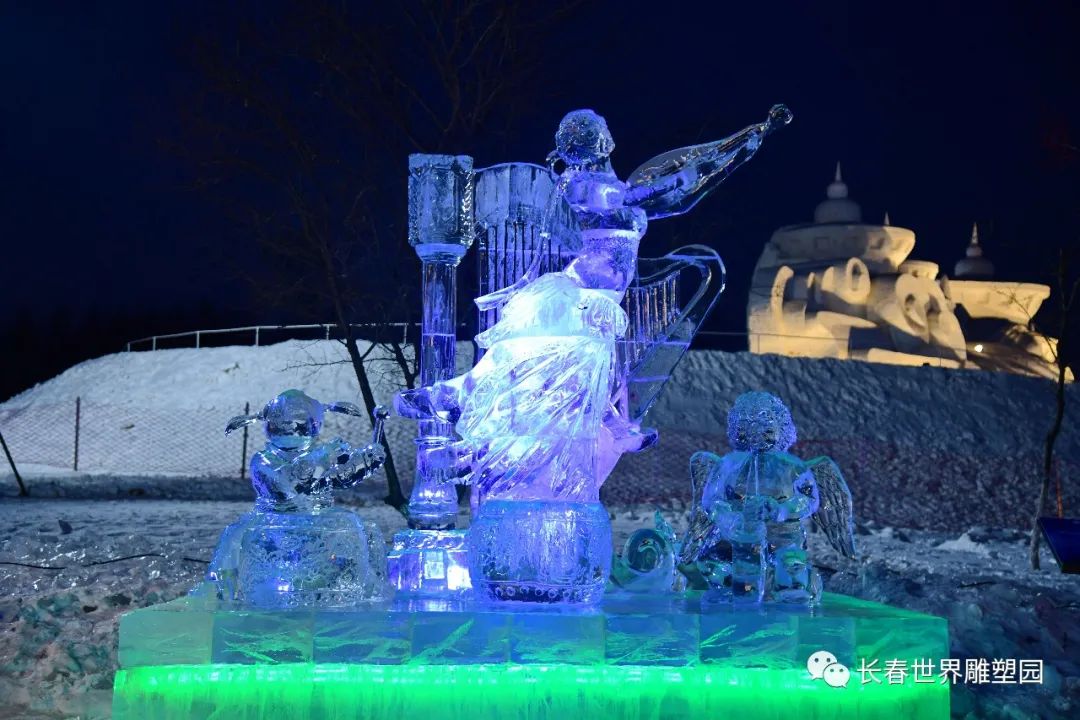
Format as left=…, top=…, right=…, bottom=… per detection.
left=124, top=323, right=428, bottom=352
left=0, top=397, right=390, bottom=478
left=123, top=324, right=967, bottom=370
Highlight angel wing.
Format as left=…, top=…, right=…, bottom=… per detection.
left=807, top=456, right=857, bottom=559
left=624, top=104, right=792, bottom=220
left=677, top=451, right=724, bottom=567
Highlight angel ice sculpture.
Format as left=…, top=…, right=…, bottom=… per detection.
left=678, top=392, right=856, bottom=605
left=202, top=390, right=390, bottom=608
left=397, top=106, right=792, bottom=604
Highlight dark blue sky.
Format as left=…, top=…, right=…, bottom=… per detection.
left=2, top=1, right=1078, bottom=379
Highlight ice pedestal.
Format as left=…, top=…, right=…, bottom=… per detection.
left=469, top=500, right=612, bottom=604
left=207, top=510, right=389, bottom=608
left=114, top=592, right=950, bottom=719
left=386, top=529, right=472, bottom=595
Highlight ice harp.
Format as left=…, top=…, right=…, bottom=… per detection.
left=474, top=165, right=726, bottom=423
left=391, top=105, right=791, bottom=605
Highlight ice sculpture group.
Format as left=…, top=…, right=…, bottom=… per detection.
left=114, top=104, right=963, bottom=720
left=196, top=104, right=860, bottom=611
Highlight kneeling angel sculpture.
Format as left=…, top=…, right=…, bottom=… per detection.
left=202, top=389, right=390, bottom=608
left=678, top=391, right=857, bottom=605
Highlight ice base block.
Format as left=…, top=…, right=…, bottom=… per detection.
left=386, top=528, right=472, bottom=594
left=113, top=592, right=949, bottom=719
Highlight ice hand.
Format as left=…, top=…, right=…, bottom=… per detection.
left=393, top=387, right=460, bottom=422
left=394, top=389, right=430, bottom=419
left=743, top=496, right=781, bottom=522
left=418, top=441, right=473, bottom=481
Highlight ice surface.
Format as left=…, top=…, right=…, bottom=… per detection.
left=118, top=591, right=948, bottom=671
left=681, top=392, right=854, bottom=606
left=407, top=154, right=476, bottom=532
left=113, top=590, right=950, bottom=719
left=386, top=529, right=472, bottom=595
left=396, top=108, right=790, bottom=604
left=206, top=391, right=390, bottom=608
left=407, top=154, right=474, bottom=253
left=468, top=500, right=612, bottom=604
left=611, top=511, right=677, bottom=592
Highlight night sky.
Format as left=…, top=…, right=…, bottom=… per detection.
left=2, top=1, right=1078, bottom=401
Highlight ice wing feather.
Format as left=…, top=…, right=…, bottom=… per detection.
left=677, top=451, right=724, bottom=566
left=807, top=456, right=857, bottom=559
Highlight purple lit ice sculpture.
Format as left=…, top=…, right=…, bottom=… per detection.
left=397, top=106, right=792, bottom=604
left=677, top=392, right=857, bottom=606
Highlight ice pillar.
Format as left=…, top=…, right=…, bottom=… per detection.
left=406, top=154, right=475, bottom=530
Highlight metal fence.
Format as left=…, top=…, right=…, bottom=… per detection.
left=124, top=323, right=425, bottom=352
left=0, top=398, right=387, bottom=478
left=123, top=323, right=967, bottom=371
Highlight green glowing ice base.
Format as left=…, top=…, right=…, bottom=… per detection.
left=113, top=592, right=950, bottom=719
left=114, top=662, right=948, bottom=720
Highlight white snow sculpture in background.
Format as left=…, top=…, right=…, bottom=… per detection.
left=748, top=169, right=1064, bottom=379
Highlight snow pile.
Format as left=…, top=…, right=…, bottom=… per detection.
left=0, top=340, right=473, bottom=481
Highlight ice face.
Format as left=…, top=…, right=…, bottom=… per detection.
left=261, top=389, right=325, bottom=451
left=553, top=110, right=614, bottom=168
left=726, top=391, right=796, bottom=453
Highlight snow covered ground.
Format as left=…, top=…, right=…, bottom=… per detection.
left=1, top=497, right=1077, bottom=719
left=2, top=342, right=1079, bottom=718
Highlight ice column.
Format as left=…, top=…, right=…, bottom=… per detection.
left=406, top=154, right=474, bottom=530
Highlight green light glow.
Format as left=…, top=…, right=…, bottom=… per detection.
left=113, top=662, right=949, bottom=719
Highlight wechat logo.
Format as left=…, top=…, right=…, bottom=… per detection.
left=807, top=650, right=850, bottom=688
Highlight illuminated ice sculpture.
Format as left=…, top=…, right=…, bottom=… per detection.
left=386, top=154, right=475, bottom=596
left=202, top=390, right=390, bottom=608
left=677, top=391, right=857, bottom=605
left=396, top=106, right=792, bottom=604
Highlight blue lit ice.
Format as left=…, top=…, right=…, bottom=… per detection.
left=202, top=390, right=391, bottom=608
left=679, top=391, right=856, bottom=605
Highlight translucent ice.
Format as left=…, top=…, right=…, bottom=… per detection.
left=679, top=391, right=856, bottom=606
left=398, top=107, right=791, bottom=604
left=203, top=390, right=390, bottom=608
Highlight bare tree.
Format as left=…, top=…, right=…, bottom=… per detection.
left=1028, top=248, right=1080, bottom=568
left=172, top=1, right=579, bottom=509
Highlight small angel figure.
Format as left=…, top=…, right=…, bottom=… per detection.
left=202, top=390, right=390, bottom=608
left=677, top=392, right=856, bottom=605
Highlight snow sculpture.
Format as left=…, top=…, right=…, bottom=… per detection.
left=204, top=390, right=390, bottom=608
left=397, top=106, right=792, bottom=604
left=678, top=392, right=856, bottom=605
